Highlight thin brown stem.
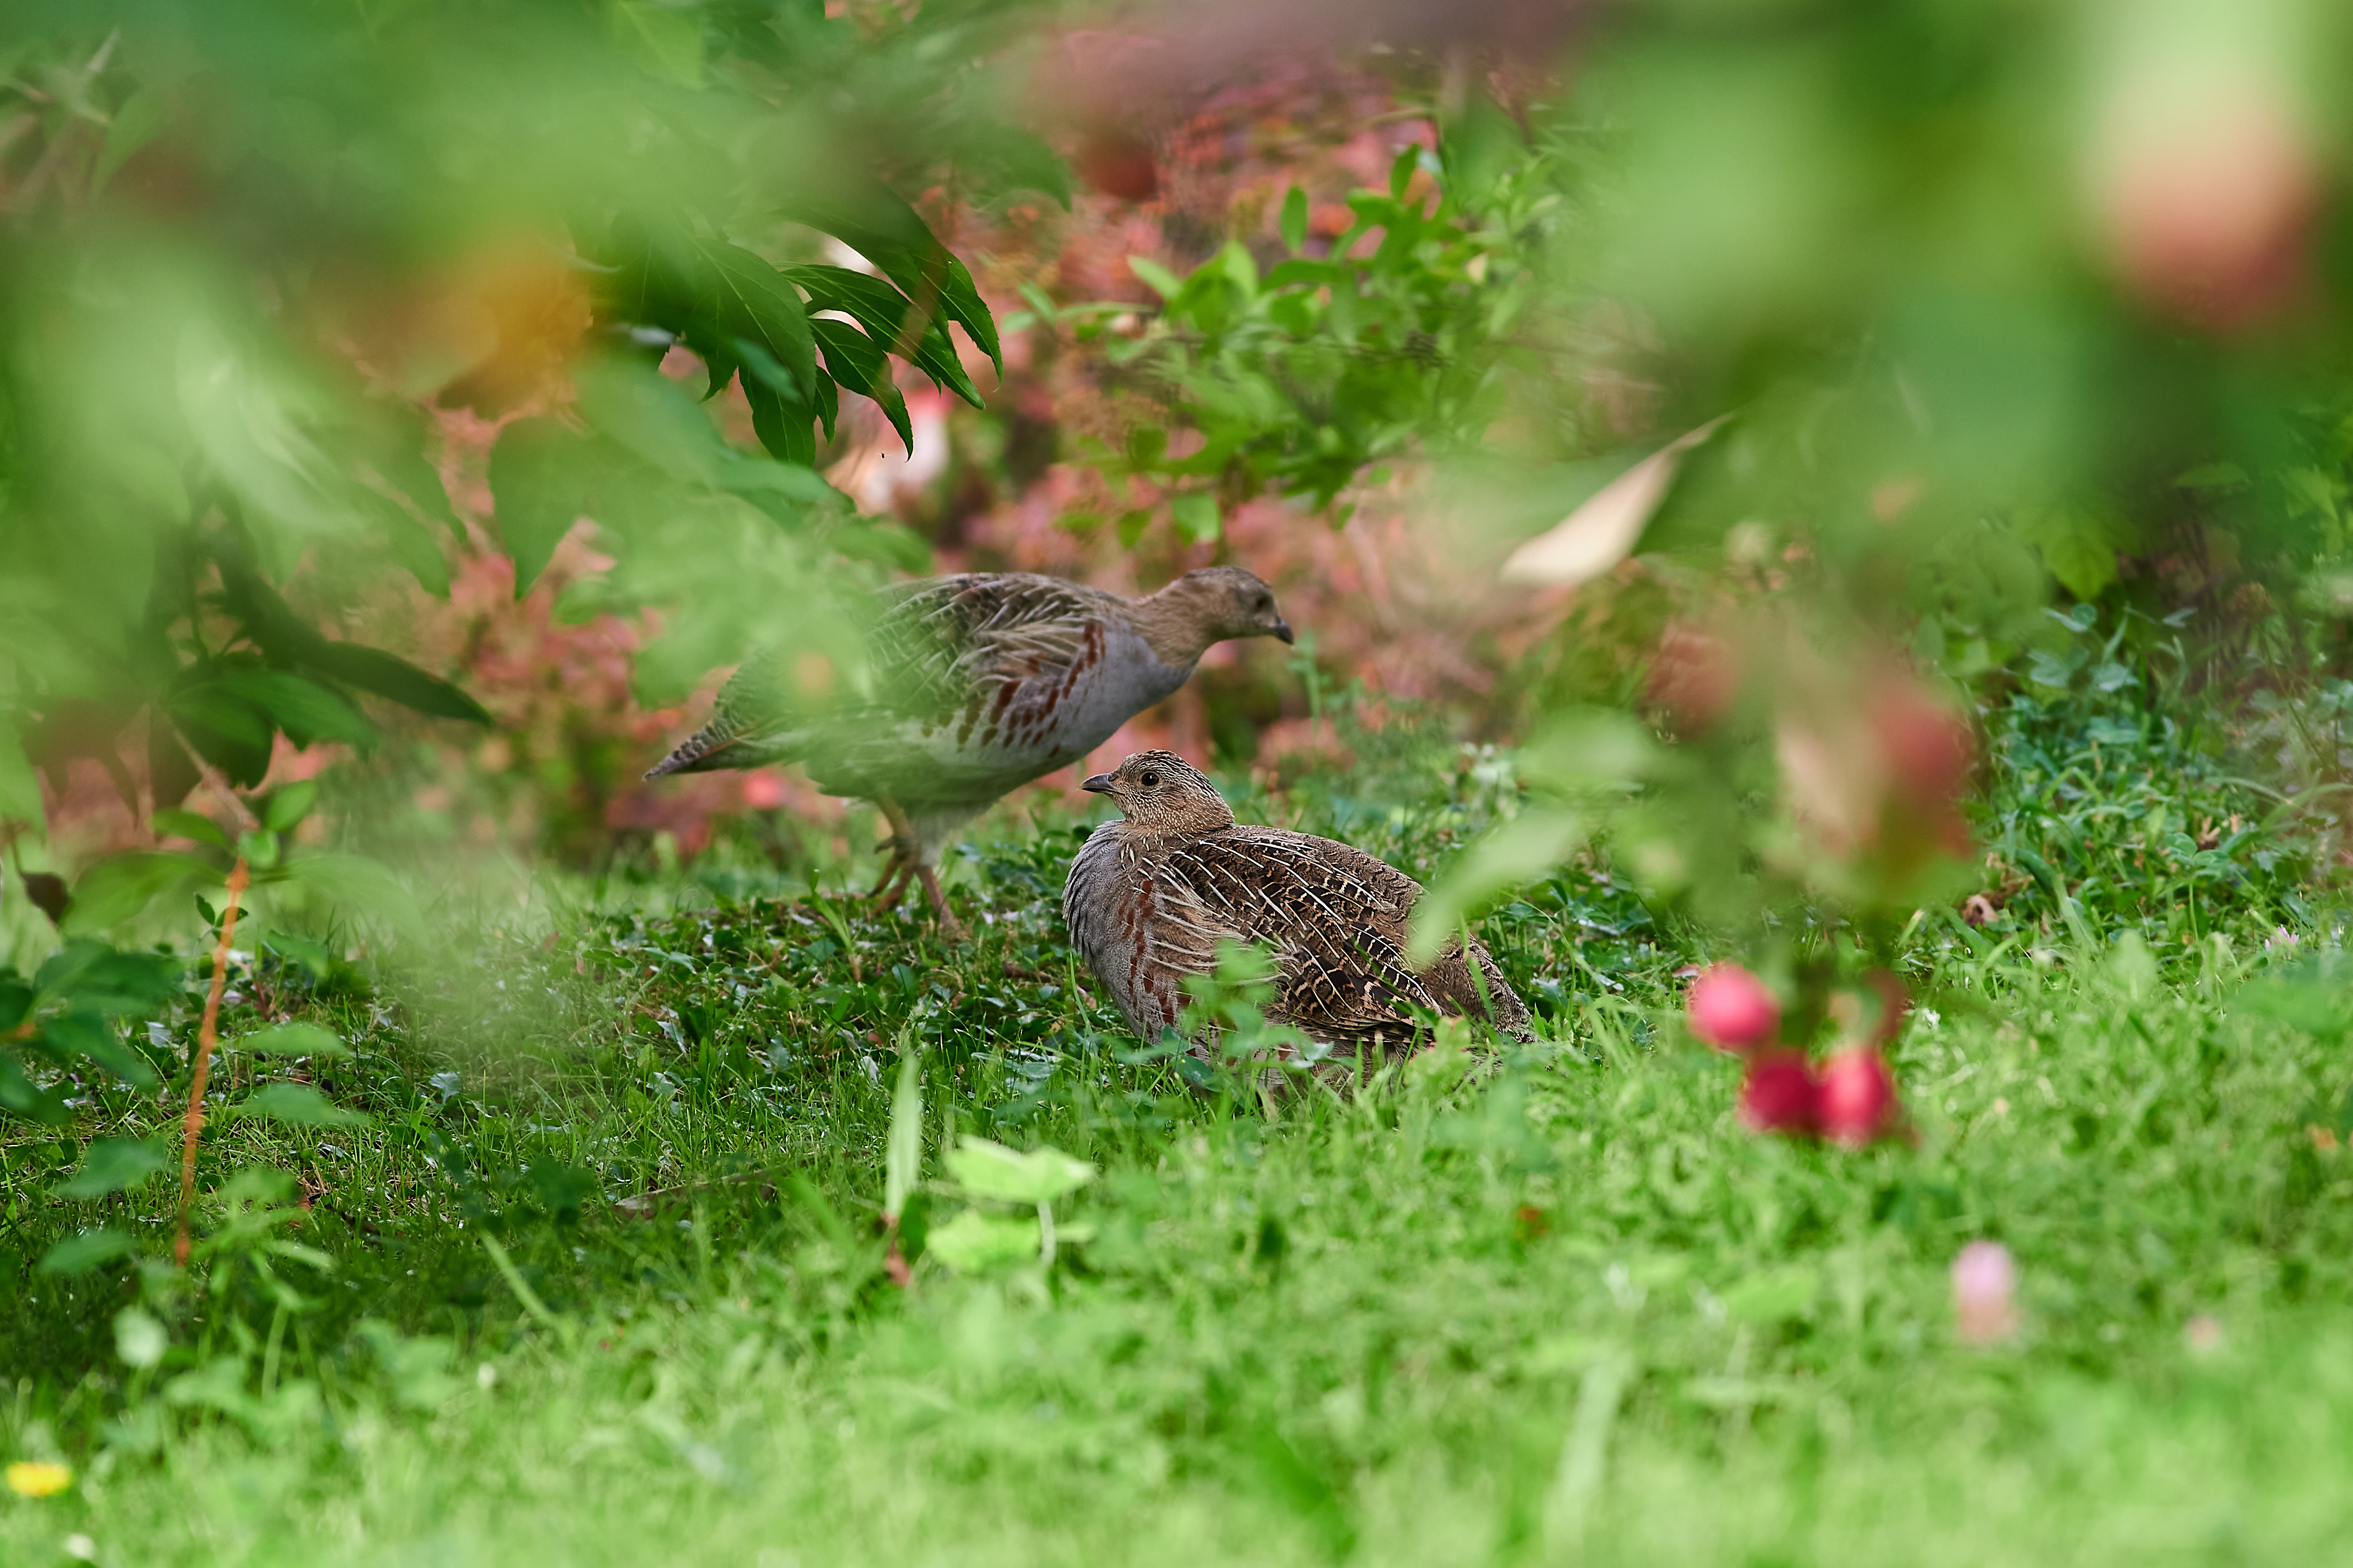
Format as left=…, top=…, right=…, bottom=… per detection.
left=175, top=857, right=249, bottom=1268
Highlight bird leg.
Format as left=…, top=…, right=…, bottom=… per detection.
left=868, top=797, right=917, bottom=907
left=913, top=864, right=967, bottom=942
left=867, top=851, right=914, bottom=912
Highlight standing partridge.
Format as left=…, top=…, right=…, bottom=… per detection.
left=1063, top=751, right=1535, bottom=1065
left=648, top=570, right=1292, bottom=935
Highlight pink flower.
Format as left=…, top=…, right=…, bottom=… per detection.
left=1688, top=964, right=1780, bottom=1054
left=1739, top=1050, right=1818, bottom=1137
left=741, top=770, right=790, bottom=811
left=1817, top=1047, right=1901, bottom=1147
left=1952, top=1240, right=2019, bottom=1345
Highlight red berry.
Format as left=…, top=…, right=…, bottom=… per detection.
left=1817, top=1047, right=1901, bottom=1147
left=1688, top=964, right=1780, bottom=1053
left=1739, top=1050, right=1818, bottom=1137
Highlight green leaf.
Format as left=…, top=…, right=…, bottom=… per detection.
left=272, top=853, right=424, bottom=937
left=0, top=1055, right=69, bottom=1123
left=39, top=1010, right=160, bottom=1091
left=302, top=643, right=490, bottom=725
left=1408, top=810, right=1586, bottom=966
left=239, top=1022, right=352, bottom=1059
left=1280, top=187, right=1309, bottom=252
left=0, top=717, right=39, bottom=826
left=57, top=1136, right=171, bottom=1199
left=38, top=1228, right=138, bottom=1276
left=232, top=1081, right=371, bottom=1128
left=786, top=264, right=980, bottom=407
left=65, top=852, right=223, bottom=932
left=697, top=241, right=819, bottom=416
left=1127, top=256, right=1185, bottom=299
left=885, top=1046, right=922, bottom=1223
left=152, top=807, right=233, bottom=853
left=922, top=1209, right=1040, bottom=1274
left=945, top=1137, right=1094, bottom=1206
left=262, top=780, right=319, bottom=833
left=1722, top=1264, right=1820, bottom=1324
left=1170, top=493, right=1222, bottom=544
left=1389, top=144, right=1420, bottom=200
left=809, top=318, right=914, bottom=454
left=611, top=0, right=702, bottom=85
left=488, top=417, right=594, bottom=595
left=784, top=183, right=1002, bottom=377
left=206, top=671, right=378, bottom=751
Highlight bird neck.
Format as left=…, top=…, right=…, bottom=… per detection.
left=1128, top=585, right=1223, bottom=668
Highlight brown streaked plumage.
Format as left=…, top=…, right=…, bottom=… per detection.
left=1063, top=751, right=1535, bottom=1068
left=647, top=570, right=1292, bottom=936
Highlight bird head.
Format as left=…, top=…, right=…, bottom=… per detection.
left=1141, top=567, right=1293, bottom=661
left=1081, top=750, right=1237, bottom=836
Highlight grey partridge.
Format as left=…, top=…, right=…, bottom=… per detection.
left=648, top=570, right=1292, bottom=935
left=1063, top=751, right=1535, bottom=1065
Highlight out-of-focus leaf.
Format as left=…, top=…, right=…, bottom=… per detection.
left=147, top=709, right=200, bottom=809
left=34, top=942, right=179, bottom=1011
left=576, top=355, right=730, bottom=483
left=232, top=1081, right=371, bottom=1128
left=114, top=1306, right=168, bottom=1369
left=39, top=1010, right=160, bottom=1091
left=152, top=807, right=233, bottom=853
left=1170, top=493, right=1222, bottom=543
left=205, top=671, right=377, bottom=751
left=885, top=1047, right=922, bottom=1223
left=238, top=1022, right=352, bottom=1059
left=302, top=643, right=490, bottom=725
left=272, top=853, right=424, bottom=936
left=0, top=1054, right=70, bottom=1122
left=1127, top=256, right=1185, bottom=299
left=1280, top=187, right=1309, bottom=252
left=21, top=871, right=69, bottom=927
left=488, top=417, right=595, bottom=595
left=1408, top=809, right=1587, bottom=965
left=922, top=1210, right=1040, bottom=1273
left=0, top=719, right=39, bottom=825
left=56, top=1136, right=171, bottom=1199
left=1501, top=420, right=1727, bottom=586
left=65, top=852, right=224, bottom=932
left=612, top=0, right=703, bottom=86
left=945, top=1137, right=1093, bottom=1206
left=263, top=780, right=319, bottom=833
left=37, top=1228, right=138, bottom=1276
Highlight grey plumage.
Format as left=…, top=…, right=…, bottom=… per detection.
left=1064, top=750, right=1534, bottom=1068
left=648, top=569, right=1293, bottom=934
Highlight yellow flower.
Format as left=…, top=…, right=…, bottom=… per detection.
left=5, top=1460, right=71, bottom=1497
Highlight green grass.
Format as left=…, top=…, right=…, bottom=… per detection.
left=5, top=693, right=2353, bottom=1565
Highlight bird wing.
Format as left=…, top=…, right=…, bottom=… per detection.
left=645, top=573, right=1125, bottom=780
left=1162, top=829, right=1445, bottom=1047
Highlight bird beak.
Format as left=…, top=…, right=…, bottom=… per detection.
left=1272, top=620, right=1295, bottom=645
left=1081, top=773, right=1117, bottom=795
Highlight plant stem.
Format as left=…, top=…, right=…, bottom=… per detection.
left=175, top=857, right=249, bottom=1268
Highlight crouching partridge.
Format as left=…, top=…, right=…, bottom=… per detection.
left=1063, top=751, right=1534, bottom=1066
left=648, top=570, right=1293, bottom=936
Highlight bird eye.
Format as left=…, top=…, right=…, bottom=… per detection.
left=1140, top=770, right=1160, bottom=787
